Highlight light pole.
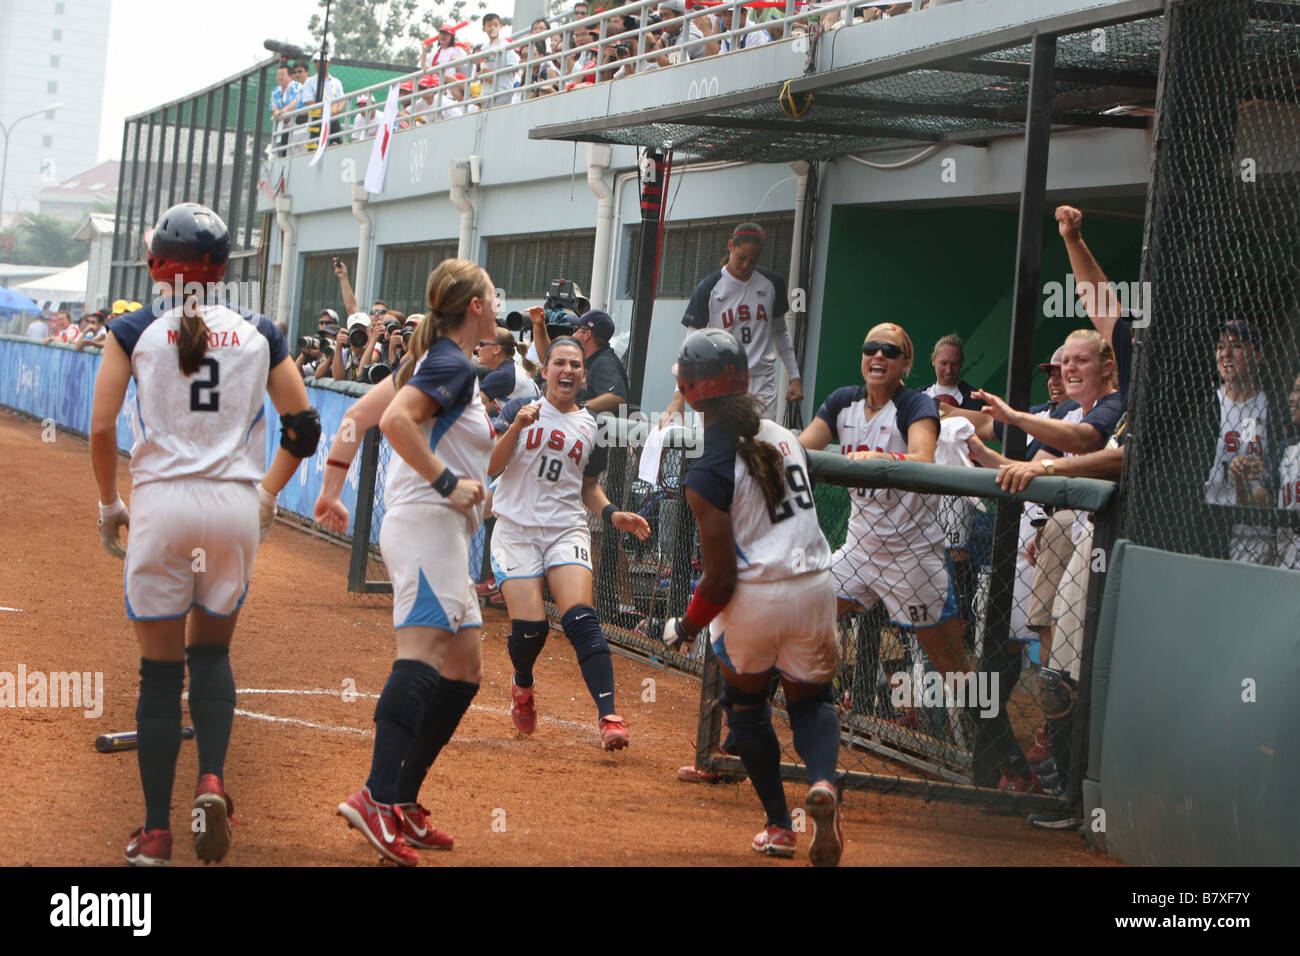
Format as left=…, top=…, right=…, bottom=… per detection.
left=0, top=102, right=65, bottom=230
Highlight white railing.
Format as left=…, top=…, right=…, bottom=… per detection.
left=270, top=0, right=951, bottom=157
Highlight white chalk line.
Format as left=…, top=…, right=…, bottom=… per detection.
left=0, top=607, right=22, bottom=613
left=235, top=688, right=596, bottom=736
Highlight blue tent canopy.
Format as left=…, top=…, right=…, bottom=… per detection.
left=0, top=286, right=41, bottom=316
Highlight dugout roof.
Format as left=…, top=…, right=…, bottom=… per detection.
left=531, top=0, right=1300, bottom=161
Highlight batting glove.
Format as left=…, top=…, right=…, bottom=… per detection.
left=662, top=616, right=694, bottom=653
left=256, top=483, right=278, bottom=542
left=98, top=497, right=129, bottom=559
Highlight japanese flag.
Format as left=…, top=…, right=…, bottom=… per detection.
left=364, top=85, right=401, bottom=194
left=308, top=78, right=334, bottom=167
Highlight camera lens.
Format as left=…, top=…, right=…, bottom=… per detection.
left=385, top=320, right=400, bottom=333
left=367, top=363, right=392, bottom=384
left=349, top=326, right=368, bottom=349
left=402, top=328, right=413, bottom=343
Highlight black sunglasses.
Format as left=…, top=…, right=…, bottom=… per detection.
left=477, top=340, right=498, bottom=348
left=862, top=341, right=904, bottom=359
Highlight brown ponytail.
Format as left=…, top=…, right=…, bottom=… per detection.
left=177, top=291, right=210, bottom=375
left=394, top=258, right=489, bottom=389
left=702, top=392, right=786, bottom=520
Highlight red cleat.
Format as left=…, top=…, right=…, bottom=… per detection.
left=1025, top=728, right=1052, bottom=765
left=752, top=824, right=796, bottom=858
left=192, top=773, right=233, bottom=864
left=599, top=714, right=630, bottom=750
left=124, top=827, right=172, bottom=867
left=511, top=681, right=537, bottom=735
left=394, top=801, right=454, bottom=851
left=998, top=771, right=1044, bottom=794
left=805, top=782, right=844, bottom=867
left=337, top=787, right=418, bottom=866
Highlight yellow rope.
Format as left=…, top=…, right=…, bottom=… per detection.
left=779, top=79, right=815, bottom=119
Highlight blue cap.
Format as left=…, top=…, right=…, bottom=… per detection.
left=573, top=309, right=614, bottom=342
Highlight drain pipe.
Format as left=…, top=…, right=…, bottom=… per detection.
left=450, top=159, right=475, bottom=260
left=274, top=195, right=295, bottom=331
left=776, top=160, right=810, bottom=423
left=587, top=144, right=614, bottom=311
left=349, top=185, right=373, bottom=306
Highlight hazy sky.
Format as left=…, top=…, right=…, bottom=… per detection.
left=97, top=0, right=329, bottom=161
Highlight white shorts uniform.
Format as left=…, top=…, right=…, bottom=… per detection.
left=381, top=502, right=483, bottom=632
left=710, top=571, right=838, bottom=684
left=125, top=479, right=260, bottom=620
left=1049, top=522, right=1093, bottom=682
left=831, top=537, right=958, bottom=628
left=490, top=517, right=592, bottom=581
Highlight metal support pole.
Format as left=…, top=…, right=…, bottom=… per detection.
left=627, top=148, right=667, bottom=408
left=348, top=425, right=382, bottom=592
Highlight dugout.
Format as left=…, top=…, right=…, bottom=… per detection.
left=533, top=0, right=1300, bottom=865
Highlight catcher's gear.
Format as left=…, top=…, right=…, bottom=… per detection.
left=675, top=328, right=748, bottom=405
left=662, top=616, right=693, bottom=652
left=98, top=497, right=129, bottom=559
left=279, top=407, right=321, bottom=458
left=146, top=202, right=230, bottom=286
left=256, top=484, right=277, bottom=542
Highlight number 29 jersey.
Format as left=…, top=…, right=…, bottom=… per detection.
left=684, top=419, right=830, bottom=584
left=109, top=299, right=289, bottom=488
left=491, top=397, right=608, bottom=530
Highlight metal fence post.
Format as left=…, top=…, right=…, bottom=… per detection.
left=348, top=425, right=382, bottom=592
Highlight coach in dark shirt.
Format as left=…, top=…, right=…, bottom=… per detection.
left=570, top=310, right=629, bottom=414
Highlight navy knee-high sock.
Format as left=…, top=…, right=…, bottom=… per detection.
left=788, top=689, right=840, bottom=786
left=725, top=701, right=790, bottom=829
left=185, top=645, right=235, bottom=780
left=137, top=659, right=185, bottom=832
left=395, top=678, right=479, bottom=803
left=508, top=619, right=549, bottom=689
left=561, top=605, right=616, bottom=717
left=365, top=659, right=439, bottom=804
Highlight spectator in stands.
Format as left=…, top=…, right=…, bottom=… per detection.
left=332, top=259, right=389, bottom=321
left=923, top=333, right=986, bottom=411
left=413, top=74, right=441, bottom=123
left=716, top=5, right=773, bottom=51
left=349, top=92, right=378, bottom=140
left=650, top=0, right=709, bottom=66
left=25, top=313, right=49, bottom=340
left=476, top=12, right=521, bottom=102
left=520, top=19, right=562, bottom=96
left=75, top=310, right=109, bottom=349
left=301, top=52, right=345, bottom=143
left=270, top=62, right=303, bottom=152
left=295, top=330, right=332, bottom=380
left=440, top=73, right=477, bottom=119
left=331, top=313, right=383, bottom=382
left=477, top=327, right=539, bottom=413
left=426, top=22, right=465, bottom=71
left=394, top=79, right=417, bottom=128
left=43, top=312, right=76, bottom=345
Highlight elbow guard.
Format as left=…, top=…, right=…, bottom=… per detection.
left=280, top=407, right=321, bottom=458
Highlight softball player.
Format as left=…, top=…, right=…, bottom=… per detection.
left=1275, top=371, right=1300, bottom=570
left=663, top=222, right=803, bottom=421
left=1205, top=321, right=1274, bottom=564
left=488, top=337, right=650, bottom=749
left=90, top=202, right=319, bottom=866
left=315, top=260, right=499, bottom=867
left=799, top=323, right=974, bottom=681
left=663, top=328, right=843, bottom=866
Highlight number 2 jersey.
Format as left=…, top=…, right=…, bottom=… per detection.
left=684, top=419, right=830, bottom=584
left=109, top=299, right=288, bottom=488
left=491, top=396, right=608, bottom=530
left=815, top=385, right=942, bottom=550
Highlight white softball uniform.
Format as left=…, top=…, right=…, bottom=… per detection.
left=1277, top=442, right=1300, bottom=570
left=682, top=265, right=798, bottom=416
left=684, top=419, right=836, bottom=683
left=815, top=385, right=957, bottom=627
left=109, top=299, right=289, bottom=620
left=1206, top=387, right=1273, bottom=564
left=382, top=337, right=494, bottom=631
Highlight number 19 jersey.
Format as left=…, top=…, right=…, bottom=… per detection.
left=491, top=397, right=608, bottom=530
left=684, top=419, right=830, bottom=583
left=109, top=299, right=288, bottom=488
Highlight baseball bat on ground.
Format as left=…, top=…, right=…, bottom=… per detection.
left=95, top=726, right=196, bottom=753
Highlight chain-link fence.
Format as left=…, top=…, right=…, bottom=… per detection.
left=1122, top=0, right=1300, bottom=567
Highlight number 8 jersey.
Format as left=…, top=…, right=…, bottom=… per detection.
left=491, top=397, right=609, bottom=529
left=110, top=299, right=288, bottom=488
left=684, top=419, right=831, bottom=583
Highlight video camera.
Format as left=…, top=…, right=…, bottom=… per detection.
left=502, top=279, right=590, bottom=339
left=264, top=39, right=308, bottom=61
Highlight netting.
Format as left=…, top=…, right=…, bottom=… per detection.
left=1121, top=0, right=1300, bottom=569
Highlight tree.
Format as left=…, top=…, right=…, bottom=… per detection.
left=0, top=214, right=88, bottom=267
left=306, top=0, right=490, bottom=66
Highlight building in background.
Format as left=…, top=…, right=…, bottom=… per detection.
left=0, top=0, right=111, bottom=227
left=74, top=211, right=114, bottom=310
left=38, top=160, right=121, bottom=222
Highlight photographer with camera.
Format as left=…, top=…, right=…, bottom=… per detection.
left=477, top=328, right=539, bottom=413
left=648, top=0, right=711, bottom=68
left=331, top=313, right=384, bottom=383
left=295, top=324, right=336, bottom=381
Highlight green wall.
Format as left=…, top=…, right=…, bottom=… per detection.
left=816, top=205, right=1144, bottom=410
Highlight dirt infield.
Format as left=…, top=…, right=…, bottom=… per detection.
left=0, top=410, right=1115, bottom=867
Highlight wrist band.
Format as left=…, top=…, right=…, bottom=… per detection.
left=326, top=458, right=351, bottom=470
left=684, top=592, right=727, bottom=632
left=890, top=452, right=907, bottom=461
left=431, top=467, right=460, bottom=497
left=601, top=503, right=618, bottom=526
left=255, top=483, right=278, bottom=507
left=98, top=497, right=126, bottom=519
